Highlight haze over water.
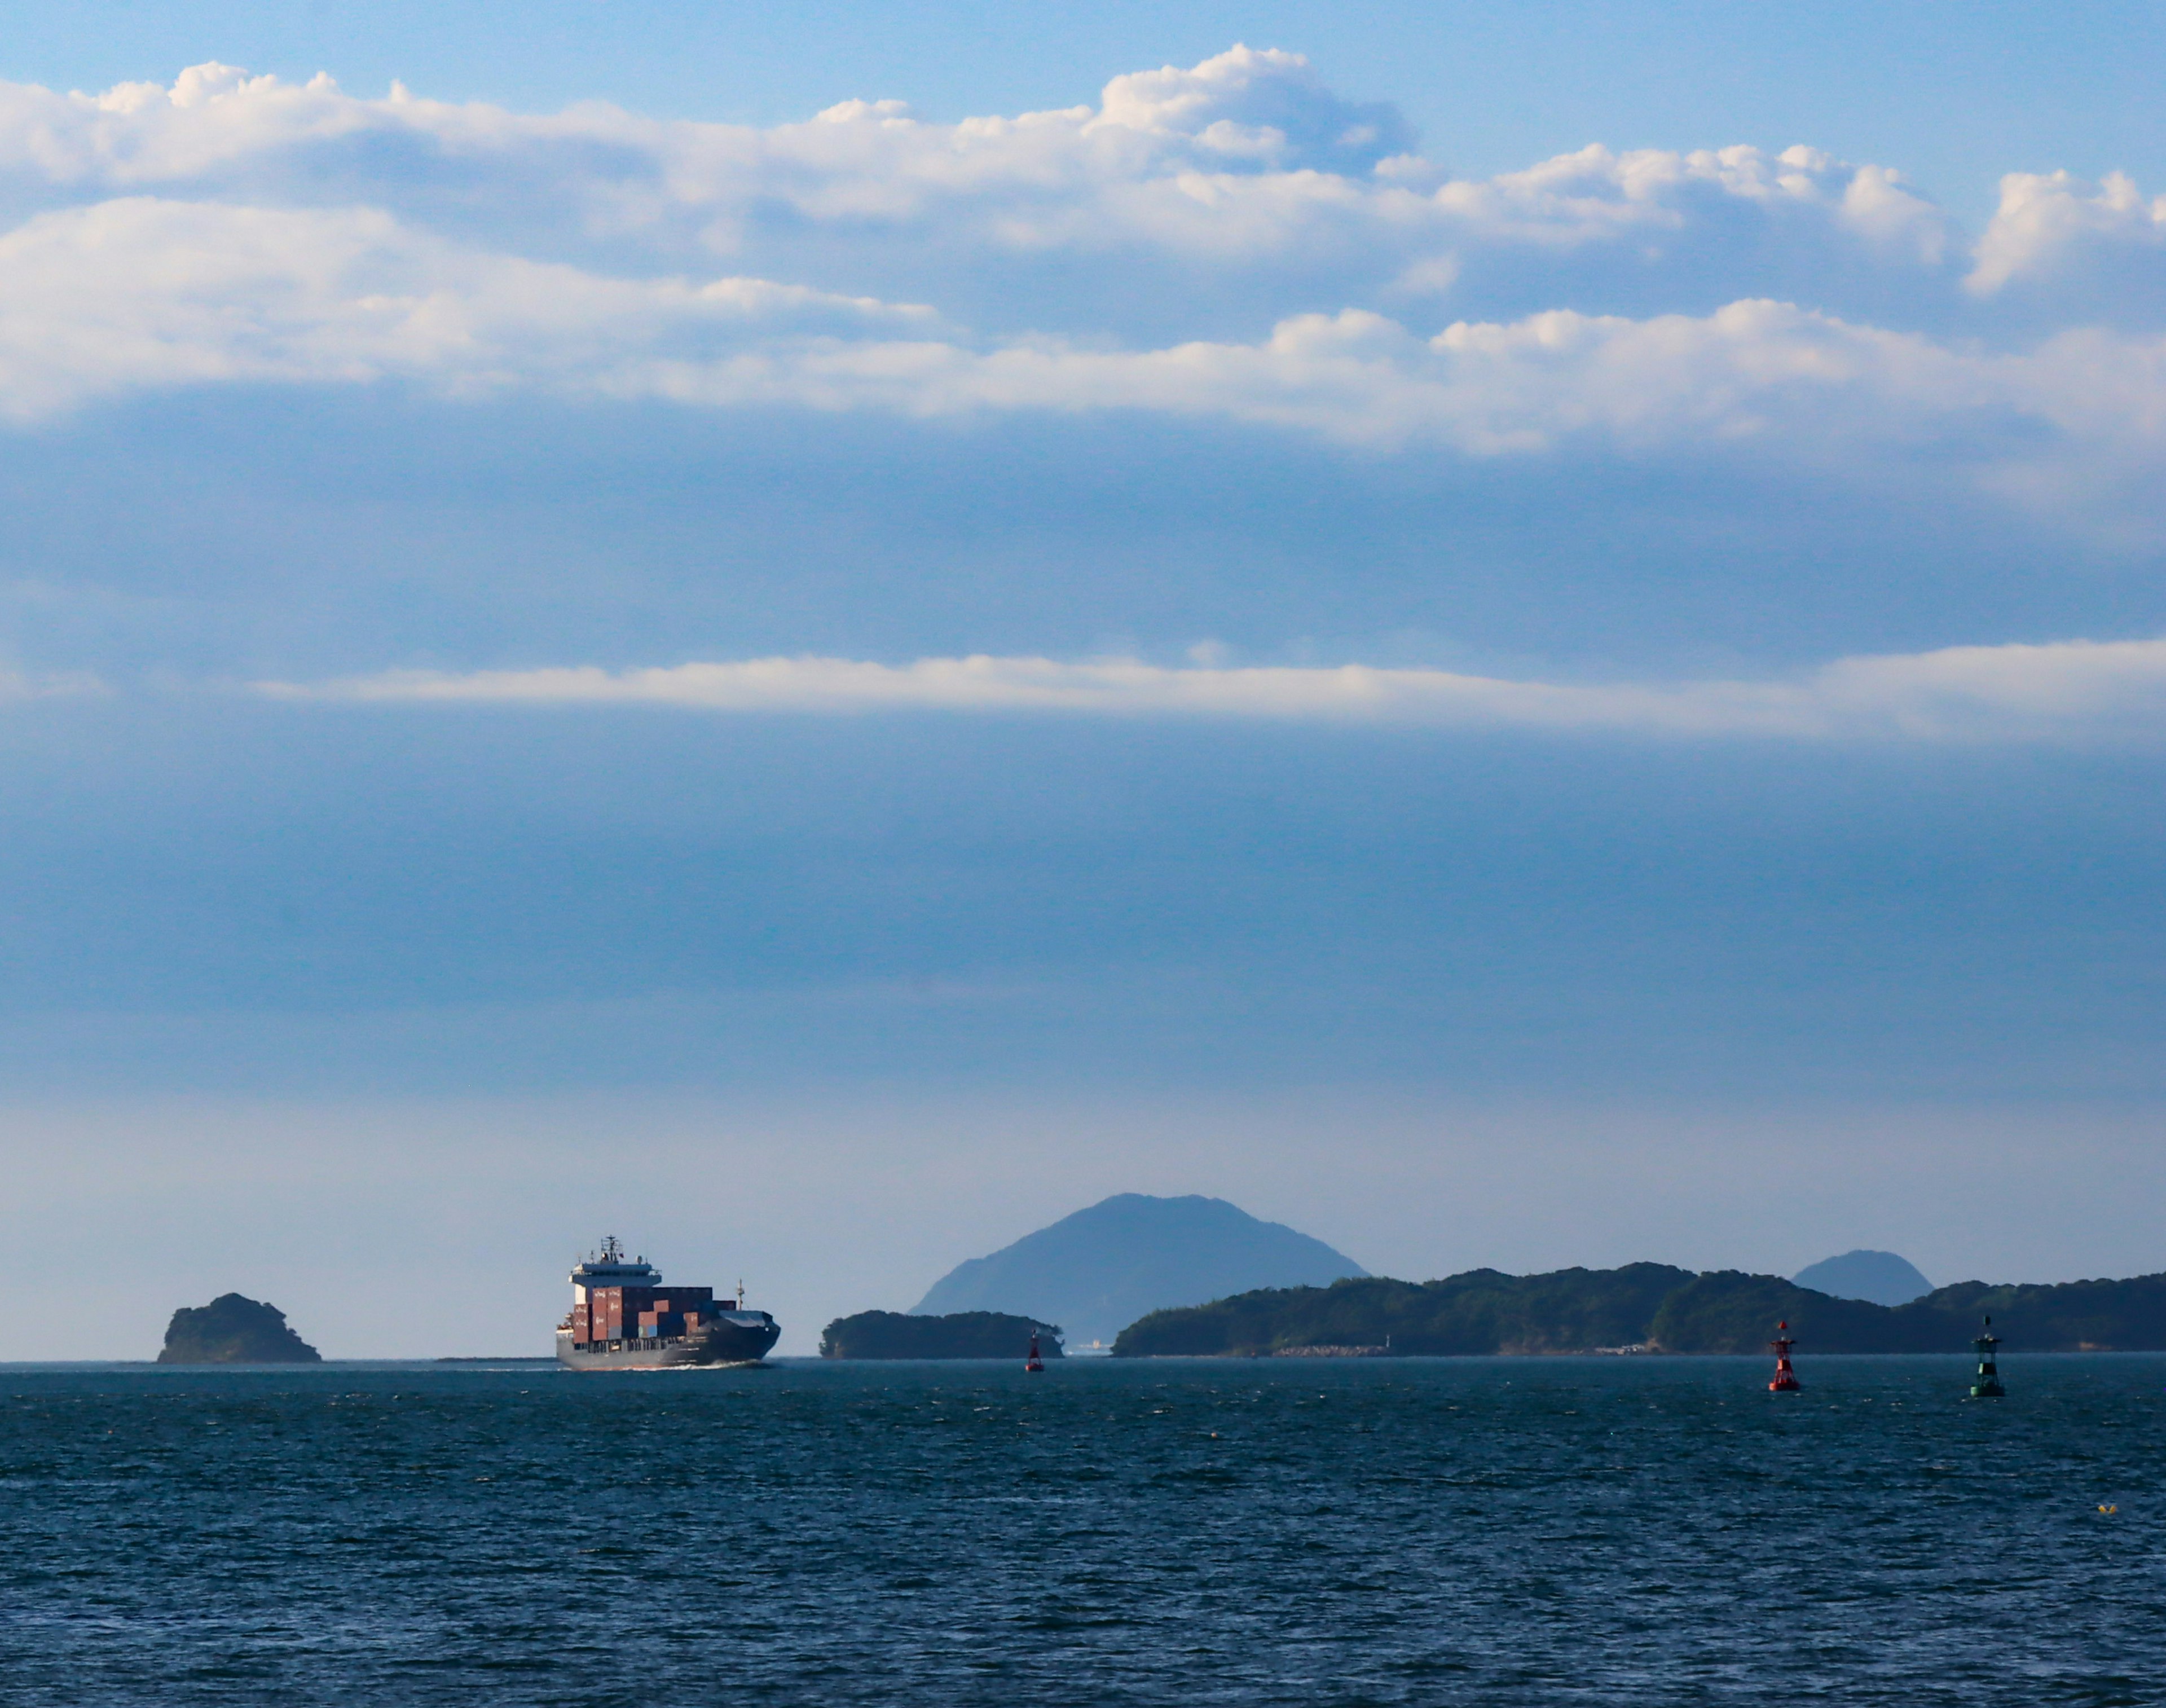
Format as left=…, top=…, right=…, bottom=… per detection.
left=5, top=1356, right=2159, bottom=1705
left=6, top=6, right=2166, bottom=1346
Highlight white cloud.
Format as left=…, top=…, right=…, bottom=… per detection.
left=0, top=201, right=2156, bottom=532
left=0, top=196, right=931, bottom=416
left=0, top=52, right=2154, bottom=532
left=1088, top=45, right=1416, bottom=171
left=624, top=297, right=2002, bottom=460
left=0, top=54, right=1973, bottom=314
left=1425, top=142, right=1952, bottom=265
left=258, top=637, right=2166, bottom=743
left=1970, top=169, right=2166, bottom=295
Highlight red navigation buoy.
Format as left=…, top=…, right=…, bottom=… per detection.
left=1769, top=1321, right=1801, bottom=1392
left=1025, top=1330, right=1045, bottom=1374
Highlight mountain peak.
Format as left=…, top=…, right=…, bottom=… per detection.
left=1792, top=1249, right=1934, bottom=1307
left=912, top=1193, right=1366, bottom=1346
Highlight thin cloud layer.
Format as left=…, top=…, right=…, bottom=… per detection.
left=0, top=51, right=2161, bottom=535
left=262, top=637, right=2166, bottom=743
left=0, top=198, right=2157, bottom=495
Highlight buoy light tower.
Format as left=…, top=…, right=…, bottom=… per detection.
left=1769, top=1322, right=1801, bottom=1392
left=1025, top=1329, right=1044, bottom=1374
left=1970, top=1316, right=2005, bottom=1398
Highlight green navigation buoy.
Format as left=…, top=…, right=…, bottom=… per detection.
left=1969, top=1315, right=2005, bottom=1399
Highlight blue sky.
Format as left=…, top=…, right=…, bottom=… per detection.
left=2, top=4, right=2163, bottom=1354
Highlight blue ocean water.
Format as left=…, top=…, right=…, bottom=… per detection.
left=1, top=1355, right=2160, bottom=1706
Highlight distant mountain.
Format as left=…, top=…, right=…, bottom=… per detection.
left=912, top=1194, right=1367, bottom=1347
left=158, top=1293, right=322, bottom=1363
left=1113, top=1264, right=2166, bottom=1356
left=821, top=1310, right=1062, bottom=1360
left=1793, top=1249, right=1933, bottom=1306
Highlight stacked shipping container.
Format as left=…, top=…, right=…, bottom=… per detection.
left=574, top=1286, right=720, bottom=1346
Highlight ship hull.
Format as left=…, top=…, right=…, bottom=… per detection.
left=556, top=1315, right=780, bottom=1371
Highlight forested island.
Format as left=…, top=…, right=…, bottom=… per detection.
left=1111, top=1265, right=2166, bottom=1356
left=821, top=1309, right=1064, bottom=1359
left=158, top=1294, right=323, bottom=1363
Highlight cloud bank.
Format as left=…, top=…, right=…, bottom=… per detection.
left=0, top=50, right=2160, bottom=537
left=261, top=636, right=2166, bottom=743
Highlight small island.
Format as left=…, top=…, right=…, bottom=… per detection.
left=158, top=1294, right=323, bottom=1363
left=820, top=1309, right=1063, bottom=1359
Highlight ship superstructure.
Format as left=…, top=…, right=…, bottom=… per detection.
left=556, top=1236, right=780, bottom=1370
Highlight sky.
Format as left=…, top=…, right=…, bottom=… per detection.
left=2, top=3, right=2164, bottom=1356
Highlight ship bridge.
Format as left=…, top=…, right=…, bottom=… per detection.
left=569, top=1236, right=659, bottom=1298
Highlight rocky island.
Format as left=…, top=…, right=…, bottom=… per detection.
left=158, top=1293, right=323, bottom=1363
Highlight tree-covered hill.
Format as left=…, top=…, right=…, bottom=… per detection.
left=820, top=1310, right=1063, bottom=1359
left=1110, top=1265, right=1693, bottom=1357
left=1111, top=1266, right=2166, bottom=1357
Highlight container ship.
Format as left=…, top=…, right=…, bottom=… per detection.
left=557, top=1237, right=781, bottom=1370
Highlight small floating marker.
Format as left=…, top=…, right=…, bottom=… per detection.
left=1025, top=1329, right=1045, bottom=1374
left=1970, top=1316, right=2005, bottom=1399
left=1769, top=1322, right=1801, bottom=1393
left=2098, top=1504, right=2117, bottom=1515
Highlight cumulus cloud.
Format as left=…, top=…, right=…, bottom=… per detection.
left=1427, top=142, right=1953, bottom=262
left=1969, top=169, right=2166, bottom=301
left=0, top=51, right=2155, bottom=532
left=259, top=637, right=2166, bottom=744
left=0, top=50, right=1993, bottom=334
left=1090, top=45, right=1416, bottom=171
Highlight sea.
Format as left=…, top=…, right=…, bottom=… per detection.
left=2, top=1354, right=2160, bottom=1706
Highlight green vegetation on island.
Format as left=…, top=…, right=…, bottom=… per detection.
left=159, top=1293, right=323, bottom=1363
left=1111, top=1265, right=2166, bottom=1356
left=820, top=1309, right=1064, bottom=1359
